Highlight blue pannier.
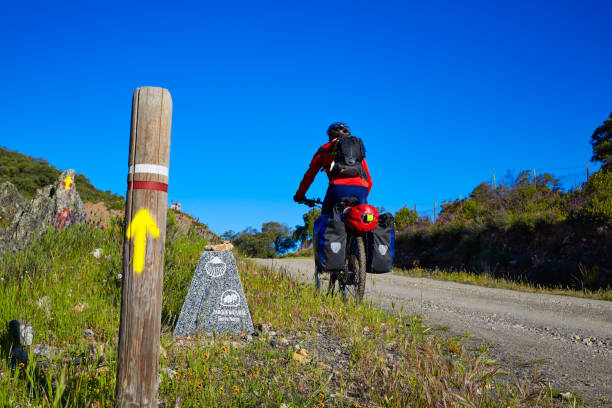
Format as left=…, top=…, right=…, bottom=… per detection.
left=367, top=212, right=395, bottom=273
left=313, top=208, right=347, bottom=271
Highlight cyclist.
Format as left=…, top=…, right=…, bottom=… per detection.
left=293, top=122, right=372, bottom=213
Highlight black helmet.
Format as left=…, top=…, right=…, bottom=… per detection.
left=327, top=122, right=351, bottom=137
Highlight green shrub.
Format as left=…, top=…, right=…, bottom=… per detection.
left=394, top=206, right=418, bottom=230
left=582, top=170, right=612, bottom=220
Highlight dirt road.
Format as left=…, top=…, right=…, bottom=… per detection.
left=254, top=258, right=612, bottom=406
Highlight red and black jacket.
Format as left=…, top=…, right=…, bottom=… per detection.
left=296, top=139, right=373, bottom=198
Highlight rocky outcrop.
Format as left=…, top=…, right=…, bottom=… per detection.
left=0, top=182, right=28, bottom=229
left=0, top=169, right=86, bottom=254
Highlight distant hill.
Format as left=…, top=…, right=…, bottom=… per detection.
left=0, top=146, right=124, bottom=210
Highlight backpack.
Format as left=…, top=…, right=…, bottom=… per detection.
left=367, top=212, right=395, bottom=273
left=329, top=136, right=367, bottom=180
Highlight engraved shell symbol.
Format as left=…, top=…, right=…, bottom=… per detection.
left=205, top=256, right=227, bottom=277
left=378, top=244, right=388, bottom=255
left=330, top=242, right=341, bottom=254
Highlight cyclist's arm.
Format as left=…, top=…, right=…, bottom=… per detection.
left=296, top=149, right=326, bottom=198
left=362, top=158, right=373, bottom=196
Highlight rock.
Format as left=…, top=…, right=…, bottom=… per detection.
left=92, top=248, right=103, bottom=259
left=11, top=348, right=29, bottom=365
left=573, top=335, right=581, bottom=341
left=36, top=296, right=52, bottom=313
left=162, top=367, right=178, bottom=379
left=292, top=351, right=310, bottom=364
left=83, top=329, right=95, bottom=337
left=204, top=241, right=234, bottom=251
left=73, top=302, right=89, bottom=313
left=8, top=319, right=34, bottom=346
left=32, top=345, right=60, bottom=360
left=268, top=331, right=277, bottom=337
left=89, top=342, right=106, bottom=363
left=1, top=170, right=86, bottom=254
left=560, top=392, right=572, bottom=400
left=0, top=182, right=28, bottom=229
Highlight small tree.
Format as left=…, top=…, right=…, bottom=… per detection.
left=590, top=112, right=612, bottom=172
left=394, top=206, right=418, bottom=230
left=293, top=208, right=321, bottom=249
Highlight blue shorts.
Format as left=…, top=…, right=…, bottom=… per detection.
left=322, top=184, right=368, bottom=213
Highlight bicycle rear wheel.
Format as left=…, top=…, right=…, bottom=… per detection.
left=343, top=236, right=366, bottom=303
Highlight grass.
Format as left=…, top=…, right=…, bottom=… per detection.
left=0, top=220, right=582, bottom=407
left=395, top=267, right=612, bottom=302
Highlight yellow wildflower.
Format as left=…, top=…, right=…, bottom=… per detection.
left=218, top=386, right=224, bottom=392
left=233, top=385, right=239, bottom=393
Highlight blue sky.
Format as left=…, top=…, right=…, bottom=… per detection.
left=1, top=0, right=611, bottom=234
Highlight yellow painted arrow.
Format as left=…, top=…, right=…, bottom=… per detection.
left=126, top=208, right=160, bottom=274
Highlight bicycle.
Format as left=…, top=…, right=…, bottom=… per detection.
left=300, top=197, right=368, bottom=303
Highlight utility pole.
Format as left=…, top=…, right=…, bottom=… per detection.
left=587, top=164, right=590, bottom=181
left=116, top=87, right=172, bottom=408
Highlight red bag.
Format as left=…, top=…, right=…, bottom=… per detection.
left=343, top=204, right=379, bottom=232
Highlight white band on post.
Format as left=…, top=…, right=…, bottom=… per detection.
left=128, top=164, right=169, bottom=177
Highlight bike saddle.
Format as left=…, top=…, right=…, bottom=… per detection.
left=339, top=196, right=360, bottom=207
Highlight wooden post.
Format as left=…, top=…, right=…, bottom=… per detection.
left=434, top=200, right=437, bottom=223
left=493, top=174, right=496, bottom=189
left=587, top=164, right=590, bottom=181
left=533, top=168, right=536, bottom=187
left=414, top=204, right=417, bottom=214
left=116, top=87, right=172, bottom=408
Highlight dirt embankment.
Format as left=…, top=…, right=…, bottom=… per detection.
left=83, top=202, right=123, bottom=226
left=396, top=220, right=612, bottom=290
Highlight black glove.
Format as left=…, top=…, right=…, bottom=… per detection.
left=293, top=194, right=305, bottom=203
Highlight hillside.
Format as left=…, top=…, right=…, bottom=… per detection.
left=0, top=146, right=124, bottom=210
left=394, top=169, right=612, bottom=291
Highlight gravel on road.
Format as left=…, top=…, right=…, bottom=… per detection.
left=254, top=258, right=612, bottom=407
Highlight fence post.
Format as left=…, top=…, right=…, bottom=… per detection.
left=493, top=174, right=496, bottom=189
left=116, top=87, right=172, bottom=408
left=533, top=168, right=536, bottom=187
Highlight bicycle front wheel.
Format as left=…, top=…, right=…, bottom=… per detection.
left=344, top=236, right=366, bottom=303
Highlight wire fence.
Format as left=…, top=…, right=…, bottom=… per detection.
left=410, top=164, right=596, bottom=221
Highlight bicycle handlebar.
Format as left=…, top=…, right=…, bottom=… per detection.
left=299, top=198, right=323, bottom=208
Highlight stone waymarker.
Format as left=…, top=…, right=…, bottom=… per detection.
left=174, top=251, right=254, bottom=336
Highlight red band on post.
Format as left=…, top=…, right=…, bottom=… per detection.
left=128, top=180, right=168, bottom=192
